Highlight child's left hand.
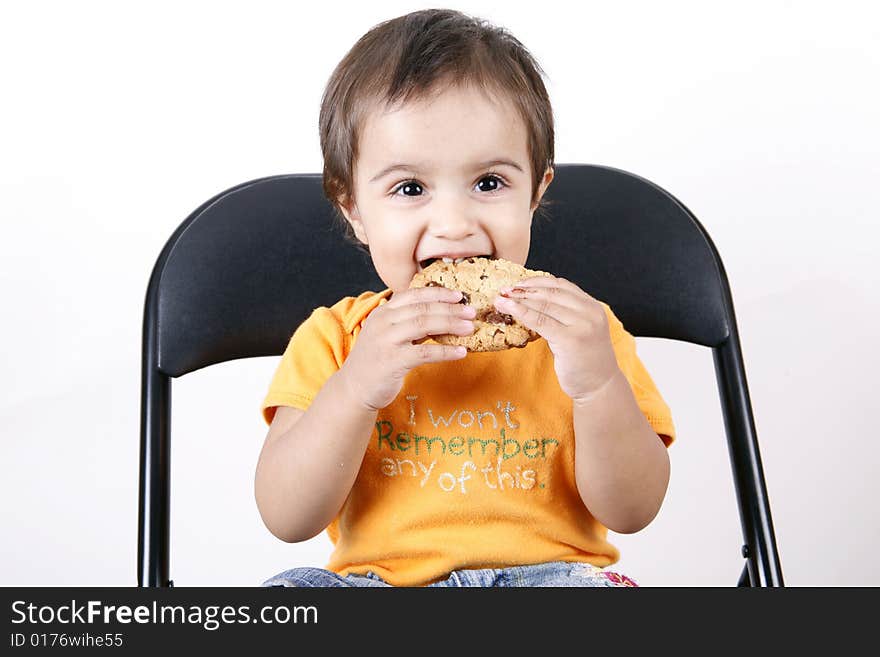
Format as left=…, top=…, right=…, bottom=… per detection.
left=493, top=276, right=621, bottom=403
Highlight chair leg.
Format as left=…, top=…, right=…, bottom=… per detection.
left=138, top=358, right=172, bottom=587
left=714, top=338, right=785, bottom=586
left=737, top=562, right=751, bottom=587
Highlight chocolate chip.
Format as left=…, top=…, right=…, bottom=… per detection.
left=480, top=274, right=488, bottom=280
left=483, top=311, right=515, bottom=325
left=425, top=281, right=441, bottom=287
left=458, top=291, right=470, bottom=305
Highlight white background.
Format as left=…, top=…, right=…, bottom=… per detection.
left=2, top=0, right=877, bottom=586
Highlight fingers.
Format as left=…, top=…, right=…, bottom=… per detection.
left=494, top=294, right=569, bottom=333
left=493, top=284, right=609, bottom=345
left=391, top=297, right=475, bottom=326
left=358, top=285, right=474, bottom=370
left=493, top=277, right=597, bottom=328
left=386, top=285, right=463, bottom=309
left=499, top=275, right=590, bottom=298
left=389, top=309, right=476, bottom=344
left=401, top=342, right=469, bottom=368
left=380, top=285, right=475, bottom=344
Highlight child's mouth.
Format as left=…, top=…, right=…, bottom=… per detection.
left=418, top=254, right=495, bottom=271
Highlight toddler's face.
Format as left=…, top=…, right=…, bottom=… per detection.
left=339, top=83, right=553, bottom=295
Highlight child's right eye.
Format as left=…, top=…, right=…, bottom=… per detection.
left=392, top=180, right=424, bottom=197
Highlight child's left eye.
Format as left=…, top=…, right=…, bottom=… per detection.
left=391, top=173, right=508, bottom=198
left=475, top=174, right=507, bottom=194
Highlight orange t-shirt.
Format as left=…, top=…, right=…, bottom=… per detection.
left=261, top=289, right=675, bottom=586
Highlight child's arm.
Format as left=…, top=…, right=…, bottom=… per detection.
left=493, top=277, right=670, bottom=535
left=254, top=369, right=378, bottom=542
left=254, top=285, right=474, bottom=543
left=572, top=369, right=670, bottom=535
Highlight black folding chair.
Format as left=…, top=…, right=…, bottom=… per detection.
left=138, top=163, right=784, bottom=587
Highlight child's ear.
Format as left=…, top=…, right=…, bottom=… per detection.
left=338, top=197, right=369, bottom=246
left=530, top=166, right=555, bottom=213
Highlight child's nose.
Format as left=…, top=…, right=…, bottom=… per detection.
left=428, top=210, right=478, bottom=240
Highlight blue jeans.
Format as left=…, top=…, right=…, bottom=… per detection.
left=261, top=561, right=638, bottom=587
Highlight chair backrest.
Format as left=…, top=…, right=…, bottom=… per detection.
left=139, top=163, right=783, bottom=586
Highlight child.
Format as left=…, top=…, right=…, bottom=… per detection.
left=256, top=8, right=675, bottom=588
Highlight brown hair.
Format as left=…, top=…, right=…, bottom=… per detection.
left=319, top=8, right=556, bottom=252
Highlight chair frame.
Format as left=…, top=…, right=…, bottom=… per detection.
left=138, top=164, right=784, bottom=587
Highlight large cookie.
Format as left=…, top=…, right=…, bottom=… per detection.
left=409, top=256, right=552, bottom=351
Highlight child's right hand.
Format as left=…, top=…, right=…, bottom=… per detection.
left=339, top=286, right=476, bottom=412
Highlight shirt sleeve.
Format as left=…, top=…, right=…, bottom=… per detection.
left=604, top=305, right=677, bottom=447
left=260, top=307, right=348, bottom=426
